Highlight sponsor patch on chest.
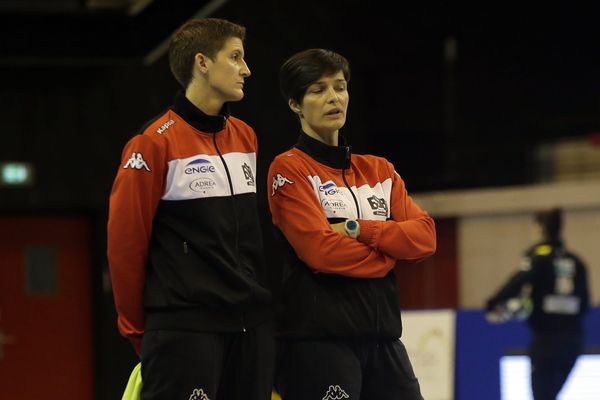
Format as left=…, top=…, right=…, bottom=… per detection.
left=309, top=176, right=392, bottom=220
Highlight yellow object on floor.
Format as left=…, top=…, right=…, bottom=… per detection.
left=122, top=362, right=143, bottom=400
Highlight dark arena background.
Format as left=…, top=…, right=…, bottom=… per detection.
left=1, top=1, right=599, bottom=399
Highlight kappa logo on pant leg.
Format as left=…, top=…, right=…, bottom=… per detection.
left=188, top=388, right=210, bottom=400
left=322, top=384, right=350, bottom=400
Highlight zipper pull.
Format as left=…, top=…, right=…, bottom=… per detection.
left=344, top=145, right=352, bottom=169
left=183, top=241, right=188, bottom=254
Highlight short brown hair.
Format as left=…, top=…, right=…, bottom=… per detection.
left=169, top=18, right=246, bottom=89
left=279, top=48, right=351, bottom=105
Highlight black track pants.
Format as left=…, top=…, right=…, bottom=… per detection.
left=275, top=338, right=423, bottom=400
left=140, top=321, right=275, bottom=400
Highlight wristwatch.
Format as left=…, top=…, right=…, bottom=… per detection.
left=344, top=219, right=360, bottom=239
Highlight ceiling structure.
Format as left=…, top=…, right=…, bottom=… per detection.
left=0, top=0, right=227, bottom=66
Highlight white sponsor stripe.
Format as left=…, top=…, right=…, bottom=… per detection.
left=162, top=152, right=256, bottom=200
left=222, top=152, right=257, bottom=195
left=307, top=175, right=392, bottom=220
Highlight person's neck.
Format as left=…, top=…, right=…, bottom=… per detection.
left=301, top=124, right=338, bottom=146
left=185, top=82, right=225, bottom=116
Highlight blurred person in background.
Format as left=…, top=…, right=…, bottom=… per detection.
left=107, top=18, right=274, bottom=400
left=267, top=48, right=436, bottom=400
left=486, top=207, right=590, bottom=400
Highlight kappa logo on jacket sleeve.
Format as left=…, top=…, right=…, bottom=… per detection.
left=123, top=152, right=151, bottom=171
left=271, top=173, right=294, bottom=196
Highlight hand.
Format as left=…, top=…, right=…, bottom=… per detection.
left=485, top=307, right=511, bottom=323
left=485, top=311, right=508, bottom=324
left=330, top=222, right=349, bottom=236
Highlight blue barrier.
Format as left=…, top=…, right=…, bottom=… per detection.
left=454, top=307, right=600, bottom=400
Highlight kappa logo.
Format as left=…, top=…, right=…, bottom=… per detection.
left=367, top=195, right=388, bottom=216
left=242, top=163, right=255, bottom=186
left=156, top=119, right=175, bottom=134
left=271, top=173, right=294, bottom=196
left=123, top=152, right=151, bottom=171
left=188, top=388, right=210, bottom=400
left=322, top=384, right=349, bottom=400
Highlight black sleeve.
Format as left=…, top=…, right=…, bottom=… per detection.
left=579, top=258, right=591, bottom=314
left=486, top=265, right=535, bottom=311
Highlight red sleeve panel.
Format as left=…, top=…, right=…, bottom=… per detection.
left=107, top=133, right=166, bottom=354
left=268, top=152, right=397, bottom=279
left=358, top=164, right=436, bottom=262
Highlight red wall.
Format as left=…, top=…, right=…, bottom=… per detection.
left=395, top=217, right=458, bottom=309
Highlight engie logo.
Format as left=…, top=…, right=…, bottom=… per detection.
left=184, top=158, right=216, bottom=174
left=318, top=182, right=340, bottom=196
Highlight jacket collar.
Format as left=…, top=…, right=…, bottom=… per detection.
left=171, top=91, right=230, bottom=133
left=295, top=130, right=351, bottom=169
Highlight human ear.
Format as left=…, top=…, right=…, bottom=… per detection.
left=194, top=53, right=210, bottom=74
left=288, top=99, right=303, bottom=116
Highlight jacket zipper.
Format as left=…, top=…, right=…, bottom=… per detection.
left=212, top=125, right=241, bottom=262
left=342, top=145, right=361, bottom=218
left=343, top=144, right=379, bottom=333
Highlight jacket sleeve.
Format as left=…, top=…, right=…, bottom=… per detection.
left=357, top=165, right=436, bottom=262
left=486, top=253, right=534, bottom=310
left=107, top=134, right=166, bottom=355
left=578, top=257, right=591, bottom=314
left=268, top=156, right=397, bottom=278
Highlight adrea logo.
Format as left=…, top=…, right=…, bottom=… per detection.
left=189, top=178, right=216, bottom=193
left=322, top=385, right=349, bottom=400
left=185, top=158, right=216, bottom=174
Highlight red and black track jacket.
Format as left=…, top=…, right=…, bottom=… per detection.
left=267, top=132, right=436, bottom=339
left=108, top=93, right=271, bottom=353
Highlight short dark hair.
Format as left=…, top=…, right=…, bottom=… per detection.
left=169, top=18, right=246, bottom=89
left=279, top=48, right=351, bottom=105
left=535, top=207, right=563, bottom=241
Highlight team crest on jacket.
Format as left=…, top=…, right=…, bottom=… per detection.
left=272, top=173, right=294, bottom=195
left=367, top=195, right=388, bottom=216
left=123, top=152, right=151, bottom=171
left=242, top=163, right=255, bottom=186
left=322, top=385, right=349, bottom=400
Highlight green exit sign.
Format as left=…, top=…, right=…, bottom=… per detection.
left=0, top=162, right=34, bottom=186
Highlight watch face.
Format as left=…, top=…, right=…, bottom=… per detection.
left=346, top=220, right=358, bottom=230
